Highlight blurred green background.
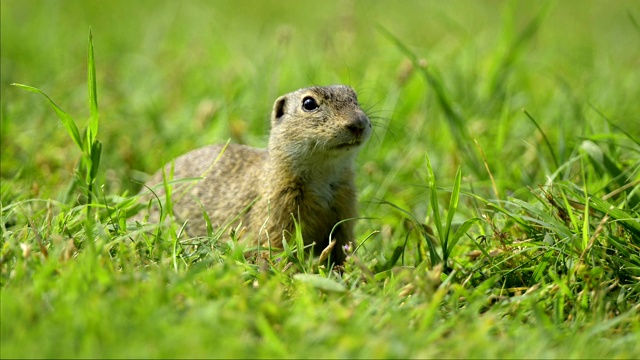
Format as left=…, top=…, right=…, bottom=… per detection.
left=3, top=0, right=638, bottom=200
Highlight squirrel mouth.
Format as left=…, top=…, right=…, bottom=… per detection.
left=335, top=139, right=362, bottom=149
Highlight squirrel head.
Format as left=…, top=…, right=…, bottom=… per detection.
left=268, top=85, right=371, bottom=164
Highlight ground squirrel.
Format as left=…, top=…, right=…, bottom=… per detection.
left=139, top=85, right=371, bottom=264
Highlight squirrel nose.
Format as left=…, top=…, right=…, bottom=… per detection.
left=346, top=113, right=370, bottom=137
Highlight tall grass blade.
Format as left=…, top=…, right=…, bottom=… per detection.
left=377, top=25, right=482, bottom=176
left=448, top=217, right=481, bottom=255
left=89, top=140, right=102, bottom=183
left=10, top=83, right=83, bottom=150
left=444, top=167, right=462, bottom=245
left=426, top=153, right=443, bottom=258
left=441, top=166, right=464, bottom=269
left=582, top=197, right=590, bottom=251
left=87, top=29, right=99, bottom=142
left=524, top=109, right=559, bottom=169
left=589, top=103, right=640, bottom=147
left=380, top=199, right=441, bottom=265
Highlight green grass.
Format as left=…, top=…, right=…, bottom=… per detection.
left=2, top=0, right=640, bottom=358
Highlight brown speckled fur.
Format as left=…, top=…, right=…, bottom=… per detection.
left=138, top=85, right=371, bottom=264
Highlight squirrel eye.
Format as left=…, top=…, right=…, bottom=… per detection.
left=301, top=97, right=319, bottom=111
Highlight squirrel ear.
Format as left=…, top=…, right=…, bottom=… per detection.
left=271, top=96, right=286, bottom=125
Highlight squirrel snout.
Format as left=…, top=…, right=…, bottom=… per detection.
left=346, top=113, right=370, bottom=137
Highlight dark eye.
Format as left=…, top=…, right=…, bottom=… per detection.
left=302, top=96, right=319, bottom=111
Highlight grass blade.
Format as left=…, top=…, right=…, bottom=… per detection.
left=87, top=29, right=99, bottom=142
left=377, top=25, right=482, bottom=176
left=444, top=167, right=462, bottom=246
left=447, top=217, right=481, bottom=255
left=89, top=140, right=102, bottom=183
left=524, top=109, right=559, bottom=169
left=582, top=197, right=590, bottom=251
left=379, top=199, right=441, bottom=265
left=589, top=103, right=640, bottom=146
left=426, top=153, right=443, bottom=257
left=11, top=83, right=83, bottom=150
